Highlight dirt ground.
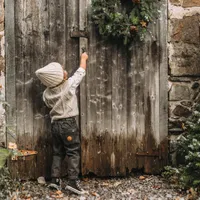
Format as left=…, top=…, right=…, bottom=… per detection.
left=1, top=170, right=197, bottom=200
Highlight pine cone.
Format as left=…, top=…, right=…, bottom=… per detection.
left=130, top=25, right=137, bottom=32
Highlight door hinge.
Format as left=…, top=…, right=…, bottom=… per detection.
left=70, top=30, right=89, bottom=38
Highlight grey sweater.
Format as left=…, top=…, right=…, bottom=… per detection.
left=43, top=67, right=86, bottom=122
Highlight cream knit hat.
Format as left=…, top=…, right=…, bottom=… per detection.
left=35, top=62, right=64, bottom=87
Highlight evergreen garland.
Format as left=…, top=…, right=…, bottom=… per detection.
left=91, top=0, right=159, bottom=45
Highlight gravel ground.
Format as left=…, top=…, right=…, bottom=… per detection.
left=1, top=172, right=198, bottom=200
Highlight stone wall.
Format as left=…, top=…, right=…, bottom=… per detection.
left=168, top=0, right=200, bottom=165
left=0, top=0, right=5, bottom=147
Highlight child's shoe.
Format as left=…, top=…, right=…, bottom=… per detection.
left=48, top=178, right=61, bottom=190
left=65, top=179, right=85, bottom=195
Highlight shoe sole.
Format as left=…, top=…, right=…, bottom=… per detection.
left=65, top=185, right=84, bottom=195
left=48, top=183, right=61, bottom=191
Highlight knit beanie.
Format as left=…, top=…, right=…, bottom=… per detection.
left=35, top=62, right=64, bottom=87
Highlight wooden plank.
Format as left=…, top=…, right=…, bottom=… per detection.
left=12, top=0, right=37, bottom=180
left=79, top=0, right=88, bottom=141
left=65, top=0, right=79, bottom=75
left=127, top=46, right=137, bottom=171
left=5, top=0, right=18, bottom=179
left=16, top=0, right=25, bottom=150
left=127, top=43, right=145, bottom=171
left=81, top=22, right=97, bottom=175
left=24, top=0, right=34, bottom=151
left=79, top=0, right=89, bottom=174
left=94, top=40, right=105, bottom=175
left=142, top=3, right=161, bottom=173
left=158, top=0, right=168, bottom=166
left=49, top=0, right=65, bottom=63
left=101, top=43, right=112, bottom=175
left=9, top=0, right=27, bottom=179
left=33, top=0, right=51, bottom=179
left=21, top=0, right=35, bottom=179
left=5, top=0, right=16, bottom=144
left=111, top=45, right=128, bottom=176
left=31, top=0, right=49, bottom=179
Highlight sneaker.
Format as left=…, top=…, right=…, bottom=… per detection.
left=48, top=178, right=61, bottom=190
left=51, top=177, right=61, bottom=186
left=65, top=180, right=85, bottom=195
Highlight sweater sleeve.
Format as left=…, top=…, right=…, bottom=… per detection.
left=68, top=67, right=86, bottom=94
left=43, top=90, right=51, bottom=108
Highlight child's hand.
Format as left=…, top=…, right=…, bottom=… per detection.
left=80, top=53, right=88, bottom=70
left=81, top=52, right=88, bottom=61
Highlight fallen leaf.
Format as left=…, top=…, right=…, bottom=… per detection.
left=82, top=177, right=89, bottom=182
left=139, top=176, right=146, bottom=180
left=113, top=181, right=122, bottom=187
left=153, top=185, right=161, bottom=189
left=181, top=123, right=186, bottom=130
left=11, top=195, right=17, bottom=200
left=56, top=190, right=62, bottom=194
left=101, top=182, right=109, bottom=186
left=50, top=190, right=64, bottom=199
left=130, top=25, right=138, bottom=32
left=90, top=192, right=99, bottom=197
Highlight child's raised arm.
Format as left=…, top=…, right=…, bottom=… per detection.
left=68, top=52, right=88, bottom=94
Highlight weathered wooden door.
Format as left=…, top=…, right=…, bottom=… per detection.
left=80, top=0, right=168, bottom=176
left=5, top=0, right=168, bottom=179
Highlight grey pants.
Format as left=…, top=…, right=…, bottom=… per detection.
left=51, top=117, right=80, bottom=180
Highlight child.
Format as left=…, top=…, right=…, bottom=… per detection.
left=35, top=53, right=88, bottom=195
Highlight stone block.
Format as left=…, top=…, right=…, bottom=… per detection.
left=170, top=0, right=181, bottom=6
left=183, top=0, right=200, bottom=8
left=169, top=118, right=182, bottom=129
left=170, top=15, right=200, bottom=45
left=169, top=84, right=191, bottom=101
left=169, top=42, right=200, bottom=76
left=180, top=101, right=193, bottom=107
left=169, top=102, right=179, bottom=119
left=169, top=15, right=200, bottom=76
left=0, top=56, right=5, bottom=72
left=170, top=0, right=200, bottom=8
left=173, top=104, right=192, bottom=117
left=0, top=0, right=4, bottom=32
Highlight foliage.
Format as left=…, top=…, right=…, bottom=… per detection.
left=0, top=148, right=10, bottom=169
left=91, top=0, right=159, bottom=45
left=0, top=168, right=21, bottom=199
left=162, top=104, right=200, bottom=190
